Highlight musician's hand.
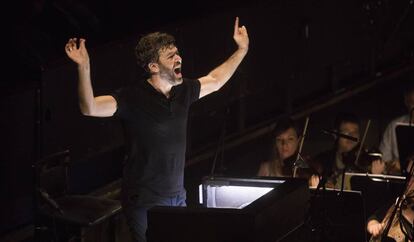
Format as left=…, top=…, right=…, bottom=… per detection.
left=371, top=159, right=385, bottom=174
left=309, top=175, right=320, bottom=188
left=406, top=159, right=414, bottom=173
left=367, top=219, right=384, bottom=237
left=387, top=160, right=401, bottom=175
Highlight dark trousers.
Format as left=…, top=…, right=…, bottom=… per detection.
left=122, top=193, right=186, bottom=242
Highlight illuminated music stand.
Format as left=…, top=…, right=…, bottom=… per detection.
left=147, top=177, right=310, bottom=242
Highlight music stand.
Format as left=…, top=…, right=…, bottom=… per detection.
left=309, top=188, right=366, bottom=242
left=147, top=177, right=310, bottom=242
left=396, top=124, right=414, bottom=174
left=348, top=172, right=405, bottom=218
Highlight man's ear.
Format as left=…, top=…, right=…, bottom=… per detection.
left=148, top=62, right=159, bottom=74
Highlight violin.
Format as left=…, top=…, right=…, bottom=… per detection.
left=340, top=119, right=385, bottom=174
left=342, top=144, right=382, bottom=173
left=370, top=184, right=414, bottom=242
left=281, top=152, right=315, bottom=178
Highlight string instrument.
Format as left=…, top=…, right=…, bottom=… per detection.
left=342, top=145, right=382, bottom=172
left=341, top=120, right=383, bottom=173
left=370, top=158, right=414, bottom=242
left=341, top=118, right=399, bottom=193
left=369, top=192, right=414, bottom=242
left=290, top=117, right=323, bottom=183
left=281, top=152, right=314, bottom=178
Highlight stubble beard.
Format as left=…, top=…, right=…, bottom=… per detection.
left=159, top=64, right=183, bottom=85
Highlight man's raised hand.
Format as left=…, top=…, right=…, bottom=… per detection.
left=233, top=17, right=249, bottom=51
left=65, top=38, right=89, bottom=66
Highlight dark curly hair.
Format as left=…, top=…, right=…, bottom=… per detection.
left=135, top=32, right=176, bottom=74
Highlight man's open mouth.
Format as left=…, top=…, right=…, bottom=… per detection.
left=174, top=67, right=181, bottom=75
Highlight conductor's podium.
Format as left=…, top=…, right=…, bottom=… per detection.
left=147, top=177, right=310, bottom=242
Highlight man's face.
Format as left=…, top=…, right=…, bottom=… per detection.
left=405, top=90, right=414, bottom=111
left=275, top=127, right=300, bottom=161
left=337, top=121, right=360, bottom=153
left=156, top=45, right=183, bottom=85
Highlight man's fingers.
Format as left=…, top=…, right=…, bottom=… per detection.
left=68, top=38, right=76, bottom=50
left=234, top=17, right=239, bottom=35
left=65, top=37, right=83, bottom=53
left=65, top=41, right=74, bottom=52
left=65, top=37, right=87, bottom=52
left=239, top=26, right=247, bottom=35
left=70, top=38, right=77, bottom=48
left=79, top=38, right=86, bottom=49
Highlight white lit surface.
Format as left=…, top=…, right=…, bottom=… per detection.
left=199, top=184, right=203, bottom=204
left=205, top=186, right=274, bottom=209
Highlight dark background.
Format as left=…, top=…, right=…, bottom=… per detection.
left=2, top=0, right=414, bottom=235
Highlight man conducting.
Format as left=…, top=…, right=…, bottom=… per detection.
left=64, top=17, right=249, bottom=241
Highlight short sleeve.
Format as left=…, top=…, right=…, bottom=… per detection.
left=111, top=87, right=130, bottom=118
left=186, top=79, right=201, bottom=104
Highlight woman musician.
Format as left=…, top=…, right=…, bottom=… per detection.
left=312, top=112, right=385, bottom=190
left=257, top=116, right=318, bottom=185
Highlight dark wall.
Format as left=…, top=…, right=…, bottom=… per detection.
left=1, top=90, right=37, bottom=234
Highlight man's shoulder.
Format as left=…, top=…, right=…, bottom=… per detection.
left=111, top=81, right=146, bottom=111
left=183, top=77, right=199, bottom=81
left=181, top=78, right=201, bottom=102
left=392, top=114, right=409, bottom=123
left=386, top=114, right=410, bottom=129
left=183, top=78, right=200, bottom=85
left=114, top=81, right=144, bottom=95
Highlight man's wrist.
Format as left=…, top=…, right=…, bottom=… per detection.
left=77, top=62, right=90, bottom=71
left=237, top=47, right=248, bottom=55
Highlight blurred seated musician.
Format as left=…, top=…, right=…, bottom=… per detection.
left=257, top=116, right=316, bottom=183
left=313, top=112, right=385, bottom=189
left=367, top=154, right=414, bottom=242
left=379, top=82, right=414, bottom=175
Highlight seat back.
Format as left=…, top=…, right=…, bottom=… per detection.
left=37, top=149, right=70, bottom=201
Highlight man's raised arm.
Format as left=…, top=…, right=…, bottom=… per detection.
left=198, top=17, right=249, bottom=98
left=65, top=38, right=117, bottom=117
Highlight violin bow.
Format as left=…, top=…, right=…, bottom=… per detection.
left=293, top=116, right=310, bottom=178
left=355, top=119, right=371, bottom=166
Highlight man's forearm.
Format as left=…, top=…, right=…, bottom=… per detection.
left=208, top=48, right=248, bottom=88
left=77, top=63, right=96, bottom=115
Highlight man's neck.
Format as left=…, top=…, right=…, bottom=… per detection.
left=147, top=76, right=174, bottom=98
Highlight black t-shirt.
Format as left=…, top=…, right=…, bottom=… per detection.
left=112, top=78, right=200, bottom=204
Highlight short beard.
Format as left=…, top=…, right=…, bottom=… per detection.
left=159, top=64, right=182, bottom=85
